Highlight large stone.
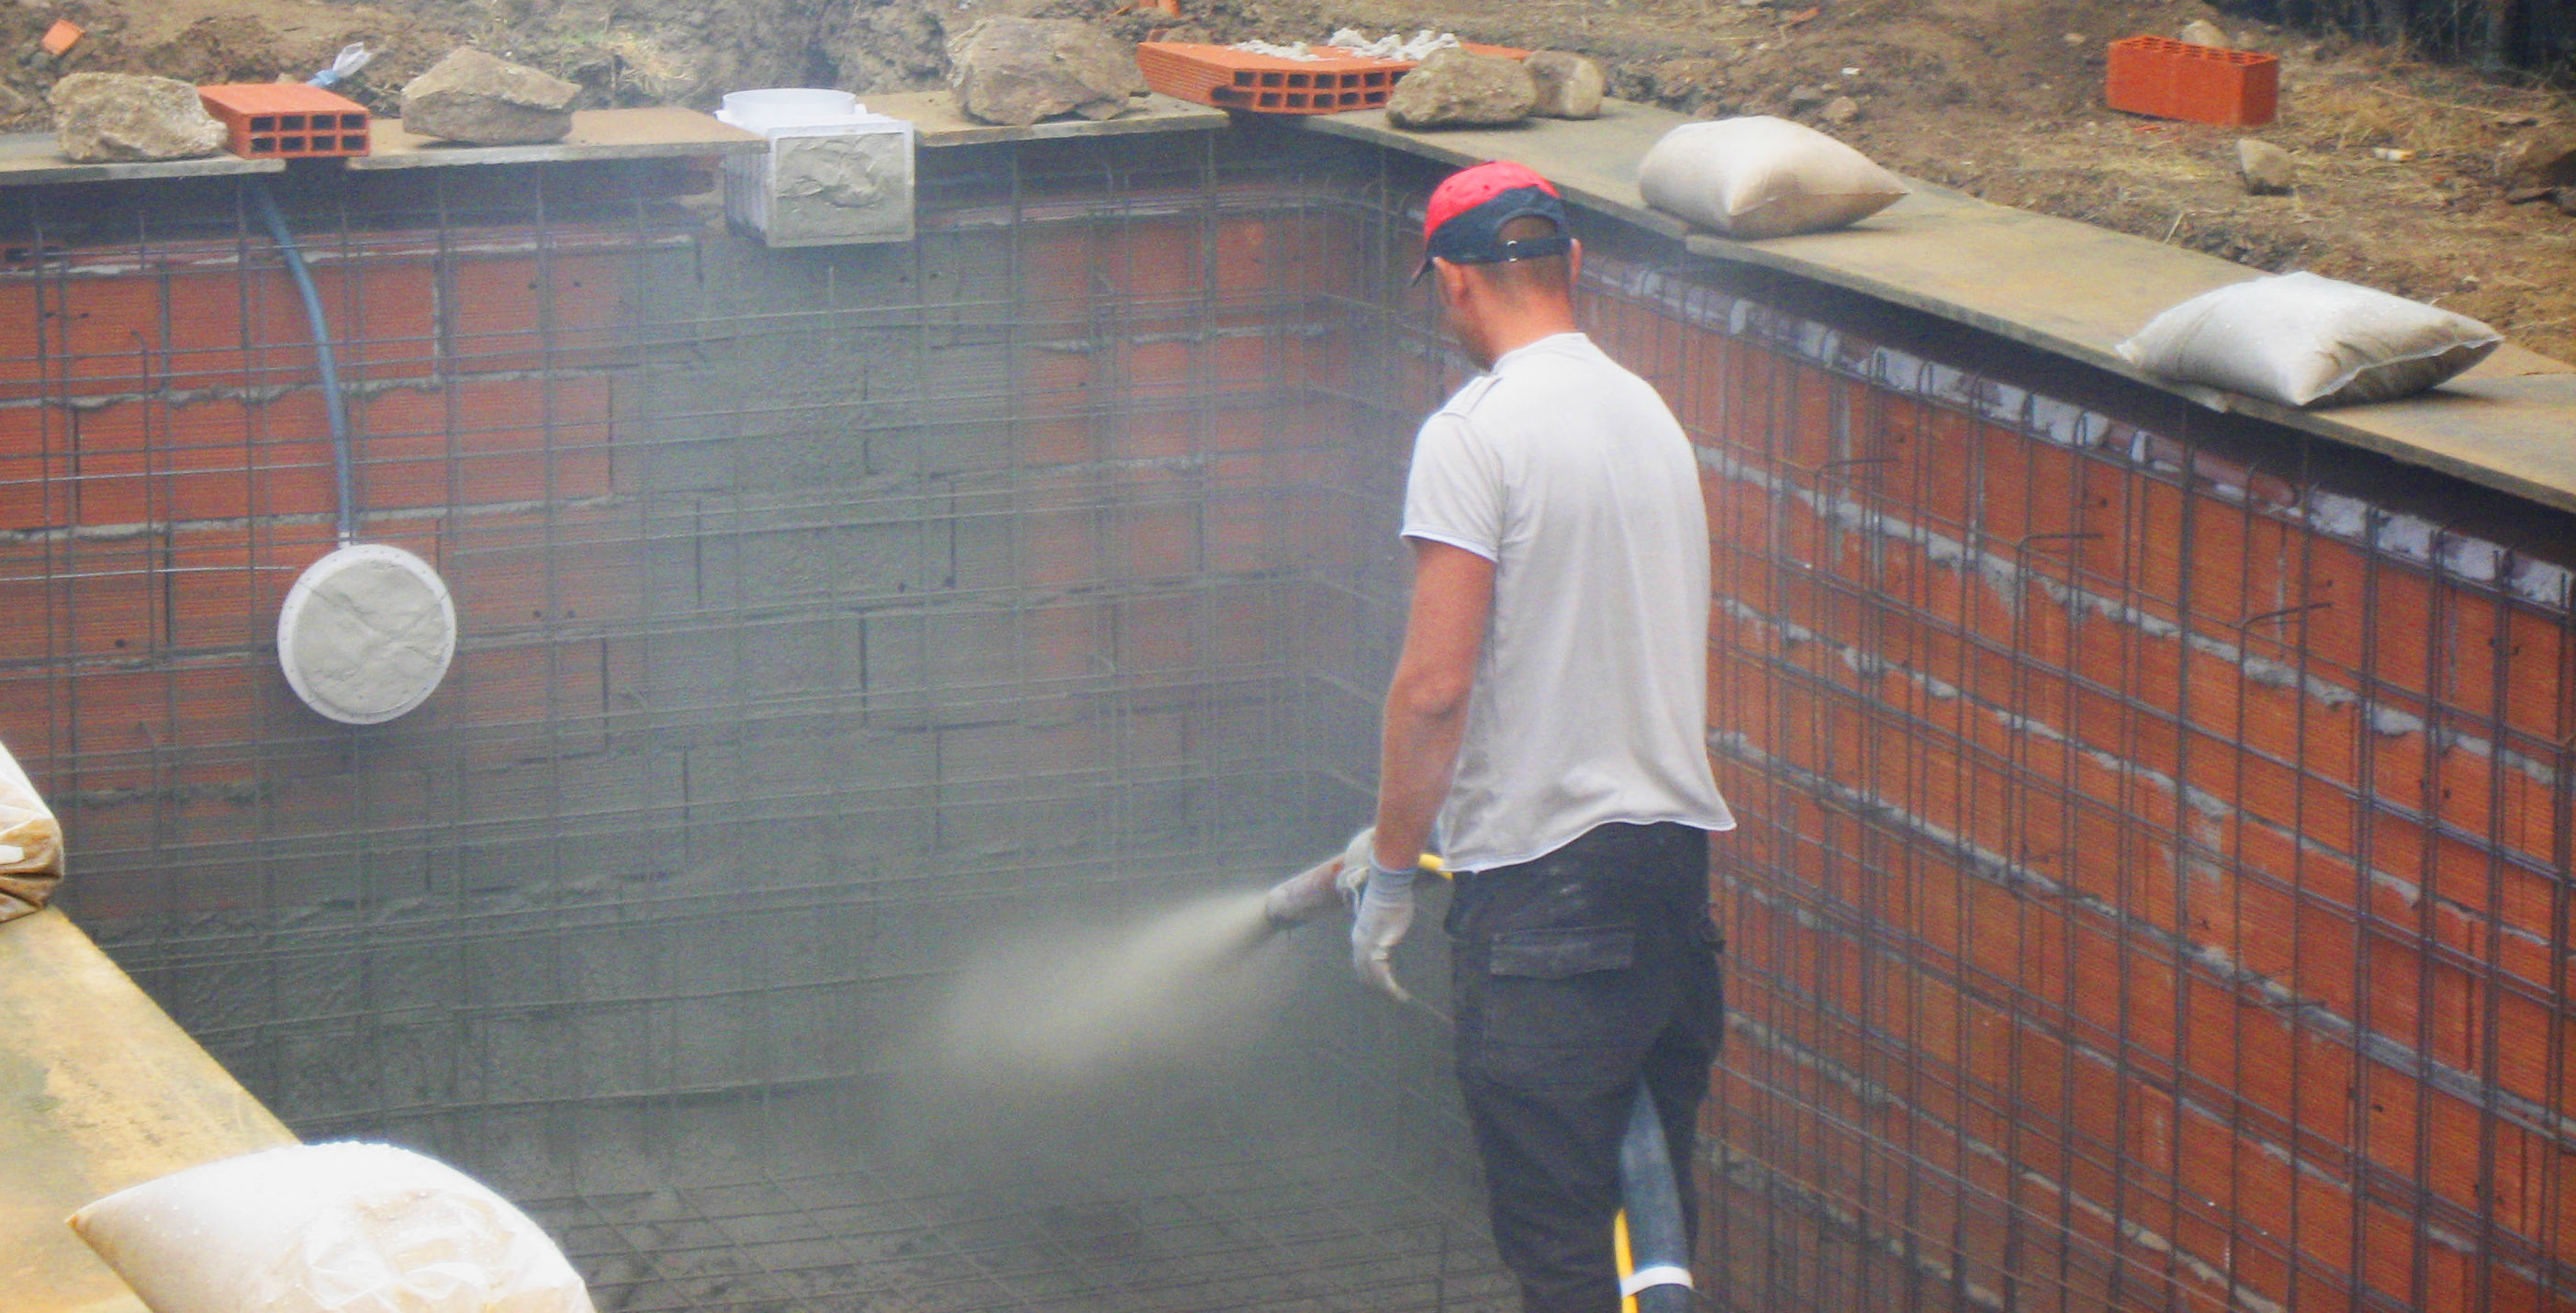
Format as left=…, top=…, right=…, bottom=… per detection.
left=1523, top=51, right=1604, bottom=119
left=2178, top=18, right=2228, bottom=46
left=400, top=48, right=580, bottom=145
left=2236, top=138, right=2295, bottom=195
left=2496, top=127, right=2576, bottom=196
left=946, top=18, right=1143, bottom=128
left=48, top=73, right=225, bottom=163
left=1385, top=50, right=1536, bottom=129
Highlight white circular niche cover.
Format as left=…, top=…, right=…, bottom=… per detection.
left=276, top=544, right=457, bottom=725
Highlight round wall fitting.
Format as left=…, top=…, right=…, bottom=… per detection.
left=276, top=544, right=457, bottom=724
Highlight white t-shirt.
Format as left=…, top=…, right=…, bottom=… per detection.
left=1401, top=331, right=1734, bottom=872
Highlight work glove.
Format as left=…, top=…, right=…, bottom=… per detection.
left=1333, top=825, right=1376, bottom=904
left=1350, top=855, right=1418, bottom=1004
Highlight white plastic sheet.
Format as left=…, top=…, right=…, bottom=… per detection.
left=69, top=1141, right=595, bottom=1313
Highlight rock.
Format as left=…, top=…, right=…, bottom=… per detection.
left=49, top=73, right=225, bottom=163
left=2496, top=127, right=2576, bottom=195
left=1386, top=49, right=1537, bottom=129
left=2557, top=187, right=2576, bottom=218
left=2237, top=138, right=2295, bottom=194
left=2178, top=18, right=2228, bottom=47
left=1523, top=50, right=1604, bottom=119
left=1785, top=85, right=1827, bottom=115
left=400, top=49, right=579, bottom=145
left=1821, top=95, right=1861, bottom=125
left=947, top=17, right=1143, bottom=127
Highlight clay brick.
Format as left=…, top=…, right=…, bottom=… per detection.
left=1977, top=422, right=2086, bottom=553
left=444, top=638, right=609, bottom=756
left=0, top=257, right=445, bottom=406
left=1120, top=337, right=1197, bottom=403
left=161, top=522, right=343, bottom=656
left=0, top=393, right=338, bottom=531
left=7, top=660, right=292, bottom=770
left=447, top=504, right=639, bottom=637
left=442, top=252, right=627, bottom=376
left=1213, top=212, right=1362, bottom=301
left=2106, top=35, right=2280, bottom=129
left=46, top=271, right=275, bottom=398
left=0, top=535, right=159, bottom=663
left=1112, top=499, right=1197, bottom=581
left=1872, top=397, right=1968, bottom=533
left=1104, top=218, right=1204, bottom=305
left=355, top=376, right=616, bottom=511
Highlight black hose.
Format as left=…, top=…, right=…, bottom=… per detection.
left=1618, top=1086, right=1695, bottom=1313
left=252, top=183, right=355, bottom=546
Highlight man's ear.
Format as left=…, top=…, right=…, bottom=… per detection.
left=1432, top=257, right=1469, bottom=307
left=1566, top=239, right=1583, bottom=291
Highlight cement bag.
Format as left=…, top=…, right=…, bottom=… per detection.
left=1637, top=117, right=1909, bottom=240
left=69, top=1141, right=594, bottom=1313
left=2117, top=272, right=2503, bottom=408
left=0, top=736, right=62, bottom=924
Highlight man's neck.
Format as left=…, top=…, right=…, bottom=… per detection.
left=1474, top=316, right=1580, bottom=370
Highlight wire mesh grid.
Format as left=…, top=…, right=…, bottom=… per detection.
left=5, top=122, right=2571, bottom=1313
left=0, top=132, right=1494, bottom=1306
left=1542, top=230, right=2576, bottom=1313
left=530, top=1144, right=1506, bottom=1313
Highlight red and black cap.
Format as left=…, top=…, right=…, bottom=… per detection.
left=1413, top=161, right=1574, bottom=283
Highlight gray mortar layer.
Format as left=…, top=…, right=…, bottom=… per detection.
left=69, top=149, right=1402, bottom=1179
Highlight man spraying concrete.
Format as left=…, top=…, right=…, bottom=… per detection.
left=1276, top=160, right=1735, bottom=1313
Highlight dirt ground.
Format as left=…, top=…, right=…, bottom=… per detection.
left=5, top=0, right=2570, bottom=359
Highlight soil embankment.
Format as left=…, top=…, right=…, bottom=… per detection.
left=8, top=0, right=2571, bottom=357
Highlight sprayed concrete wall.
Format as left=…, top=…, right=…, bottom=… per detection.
left=0, top=123, right=2569, bottom=1312
left=0, top=135, right=1510, bottom=1306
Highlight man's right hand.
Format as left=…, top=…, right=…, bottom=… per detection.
left=1350, top=859, right=1418, bottom=1003
left=1334, top=826, right=1376, bottom=905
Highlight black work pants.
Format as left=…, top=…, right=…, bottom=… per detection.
left=1446, top=821, right=1724, bottom=1313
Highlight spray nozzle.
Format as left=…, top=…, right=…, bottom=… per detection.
left=1260, top=847, right=1445, bottom=929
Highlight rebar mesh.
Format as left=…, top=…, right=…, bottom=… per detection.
left=1, top=124, right=2569, bottom=1313
left=0, top=134, right=1495, bottom=1307
left=1551, top=241, right=2576, bottom=1313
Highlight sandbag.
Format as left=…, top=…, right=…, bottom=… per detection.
left=2117, top=272, right=2502, bottom=408
left=69, top=1141, right=594, bottom=1313
left=1637, top=117, right=1909, bottom=240
left=0, top=736, right=62, bottom=924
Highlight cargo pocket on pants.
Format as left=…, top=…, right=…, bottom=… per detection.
left=1465, top=924, right=1641, bottom=1089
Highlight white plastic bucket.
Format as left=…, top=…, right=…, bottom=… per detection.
left=716, top=88, right=865, bottom=131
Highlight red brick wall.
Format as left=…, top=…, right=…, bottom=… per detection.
left=1575, top=260, right=2574, bottom=1313
left=0, top=176, right=1376, bottom=930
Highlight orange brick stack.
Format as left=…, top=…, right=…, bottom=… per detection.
left=196, top=84, right=372, bottom=159
left=1138, top=40, right=1527, bottom=115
